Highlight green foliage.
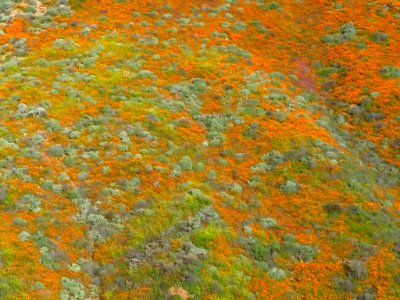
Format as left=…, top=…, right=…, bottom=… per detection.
left=280, top=180, right=299, bottom=194
left=192, top=225, right=220, bottom=249
left=380, top=65, right=400, bottom=78
left=0, top=1, right=398, bottom=299
left=317, top=67, right=338, bottom=77
left=371, top=31, right=389, bottom=43
left=0, top=277, right=22, bottom=299
left=321, top=22, right=357, bottom=45
left=60, top=277, right=85, bottom=300
left=282, top=235, right=318, bottom=262
left=39, top=247, right=61, bottom=270
left=268, top=267, right=286, bottom=280
left=259, top=217, right=278, bottom=229
left=262, top=2, right=281, bottom=10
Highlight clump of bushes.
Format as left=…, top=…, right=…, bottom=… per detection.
left=371, top=31, right=389, bottom=43
left=52, top=39, right=77, bottom=51
left=261, top=150, right=285, bottom=166
left=262, top=2, right=281, bottom=11
left=15, top=194, right=41, bottom=212
left=11, top=38, right=29, bottom=57
left=60, top=277, right=85, bottom=300
left=259, top=217, right=278, bottom=229
left=379, top=65, right=400, bottom=78
left=282, top=234, right=318, bottom=262
left=268, top=267, right=286, bottom=280
left=48, top=144, right=65, bottom=157
left=321, top=22, right=357, bottom=45
left=178, top=156, right=193, bottom=171
left=344, top=259, right=368, bottom=280
left=280, top=180, right=299, bottom=194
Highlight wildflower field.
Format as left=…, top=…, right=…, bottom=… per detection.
left=0, top=0, right=399, bottom=299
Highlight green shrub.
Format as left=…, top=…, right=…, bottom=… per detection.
left=48, top=144, right=65, bottom=157
left=52, top=39, right=77, bottom=51
left=259, top=217, right=278, bottom=229
left=230, top=183, right=243, bottom=194
left=380, top=65, right=400, bottom=78
left=268, top=267, right=286, bottom=280
left=18, top=231, right=31, bottom=241
left=13, top=218, right=27, bottom=226
left=345, top=259, right=367, bottom=279
left=31, top=281, right=45, bottom=290
left=60, top=277, right=85, bottom=300
left=262, top=2, right=281, bottom=10
left=280, top=180, right=299, bottom=194
left=192, top=225, right=219, bottom=248
left=372, top=31, right=389, bottom=42
left=321, top=22, right=357, bottom=45
left=317, top=67, right=338, bottom=77
left=39, top=247, right=60, bottom=270
left=77, top=172, right=89, bottom=181
left=179, top=156, right=193, bottom=171
left=282, top=235, right=318, bottom=262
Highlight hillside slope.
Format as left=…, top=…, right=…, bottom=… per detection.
left=0, top=0, right=399, bottom=299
